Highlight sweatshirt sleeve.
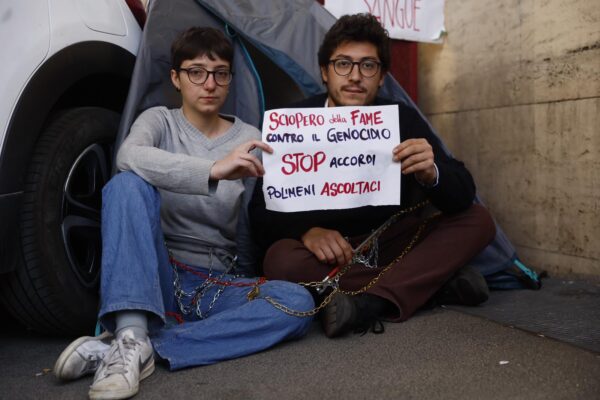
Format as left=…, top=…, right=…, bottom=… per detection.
left=401, top=106, right=476, bottom=213
left=116, top=108, right=216, bottom=195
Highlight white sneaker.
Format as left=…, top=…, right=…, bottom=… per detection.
left=54, top=331, right=113, bottom=381
left=88, top=329, right=154, bottom=400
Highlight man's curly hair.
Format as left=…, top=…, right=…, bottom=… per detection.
left=318, top=14, right=391, bottom=72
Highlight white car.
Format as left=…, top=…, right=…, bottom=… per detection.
left=0, top=0, right=145, bottom=334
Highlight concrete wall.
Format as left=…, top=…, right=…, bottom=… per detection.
left=417, top=0, right=599, bottom=278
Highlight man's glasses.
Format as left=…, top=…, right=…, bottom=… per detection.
left=328, top=59, right=381, bottom=78
left=178, top=67, right=233, bottom=86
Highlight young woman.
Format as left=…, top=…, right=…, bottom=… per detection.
left=54, top=27, right=313, bottom=400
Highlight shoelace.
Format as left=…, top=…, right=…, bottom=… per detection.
left=353, top=318, right=385, bottom=336
left=352, top=296, right=387, bottom=336
left=100, top=337, right=140, bottom=377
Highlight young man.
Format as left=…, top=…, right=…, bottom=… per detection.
left=54, top=27, right=313, bottom=399
left=251, top=14, right=495, bottom=338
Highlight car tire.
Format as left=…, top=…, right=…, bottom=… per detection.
left=0, top=107, right=119, bottom=335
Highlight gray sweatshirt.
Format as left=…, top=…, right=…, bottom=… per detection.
left=116, top=106, right=261, bottom=273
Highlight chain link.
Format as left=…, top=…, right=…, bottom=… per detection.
left=171, top=248, right=236, bottom=319
left=263, top=216, right=435, bottom=317
left=263, top=288, right=340, bottom=317
left=262, top=203, right=439, bottom=317
left=338, top=217, right=432, bottom=296
left=352, top=238, right=379, bottom=269
left=169, top=201, right=435, bottom=319
left=298, top=201, right=429, bottom=288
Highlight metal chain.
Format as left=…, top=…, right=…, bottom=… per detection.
left=171, top=248, right=236, bottom=319
left=195, top=274, right=233, bottom=319
left=338, top=217, right=433, bottom=296
left=260, top=208, right=440, bottom=318
left=170, top=201, right=434, bottom=319
left=352, top=238, right=379, bottom=269
left=262, top=288, right=340, bottom=317
left=257, top=219, right=428, bottom=318
left=299, top=201, right=429, bottom=290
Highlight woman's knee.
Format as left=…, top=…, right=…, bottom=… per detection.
left=103, top=171, right=159, bottom=206
left=104, top=171, right=152, bottom=195
left=287, top=282, right=315, bottom=312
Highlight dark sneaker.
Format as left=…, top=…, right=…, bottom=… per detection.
left=321, top=293, right=388, bottom=338
left=321, top=292, right=358, bottom=338
left=435, top=265, right=489, bottom=306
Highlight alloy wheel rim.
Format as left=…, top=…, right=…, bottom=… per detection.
left=61, top=142, right=112, bottom=288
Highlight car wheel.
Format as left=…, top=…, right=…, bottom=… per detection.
left=0, top=107, right=119, bottom=335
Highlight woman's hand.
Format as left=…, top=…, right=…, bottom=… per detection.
left=210, top=140, right=273, bottom=181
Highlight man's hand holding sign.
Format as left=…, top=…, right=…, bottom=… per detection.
left=393, top=138, right=437, bottom=186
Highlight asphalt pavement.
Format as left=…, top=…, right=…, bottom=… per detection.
left=1, top=302, right=599, bottom=400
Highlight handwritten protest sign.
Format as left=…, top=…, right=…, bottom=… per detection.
left=262, top=105, right=400, bottom=212
left=324, top=0, right=446, bottom=44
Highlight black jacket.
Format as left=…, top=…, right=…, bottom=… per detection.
left=249, top=94, right=476, bottom=252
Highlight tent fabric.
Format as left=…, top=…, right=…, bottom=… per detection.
left=115, top=0, right=539, bottom=288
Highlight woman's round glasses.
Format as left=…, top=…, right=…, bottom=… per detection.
left=178, top=67, right=233, bottom=86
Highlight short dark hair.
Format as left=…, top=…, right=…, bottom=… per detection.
left=171, top=27, right=233, bottom=70
left=318, top=14, right=390, bottom=72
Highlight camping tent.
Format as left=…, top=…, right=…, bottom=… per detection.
left=116, top=0, right=540, bottom=289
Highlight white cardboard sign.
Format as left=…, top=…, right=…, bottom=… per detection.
left=262, top=105, right=401, bottom=212
left=324, top=0, right=446, bottom=44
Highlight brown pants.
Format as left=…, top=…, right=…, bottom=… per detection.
left=262, top=204, right=496, bottom=321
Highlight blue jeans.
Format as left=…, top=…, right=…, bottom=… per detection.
left=98, top=172, right=314, bottom=370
